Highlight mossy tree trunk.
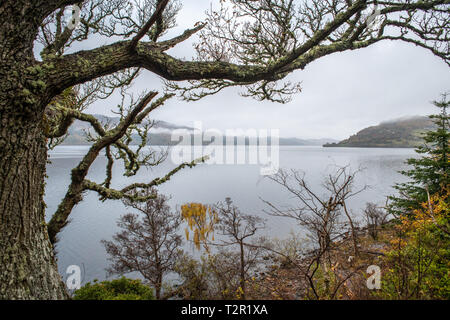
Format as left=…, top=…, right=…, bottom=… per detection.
left=0, top=2, right=68, bottom=299
left=0, top=112, right=68, bottom=299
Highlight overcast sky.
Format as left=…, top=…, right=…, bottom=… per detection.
left=75, top=1, right=450, bottom=140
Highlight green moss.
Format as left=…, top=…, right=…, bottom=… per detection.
left=21, top=88, right=31, bottom=96
left=26, top=65, right=43, bottom=75
left=30, top=79, right=47, bottom=91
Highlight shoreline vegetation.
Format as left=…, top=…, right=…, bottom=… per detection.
left=73, top=198, right=449, bottom=300
left=73, top=221, right=397, bottom=300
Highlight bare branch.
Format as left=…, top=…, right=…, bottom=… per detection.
left=158, top=23, right=207, bottom=51
left=129, top=0, right=169, bottom=50
left=83, top=156, right=208, bottom=201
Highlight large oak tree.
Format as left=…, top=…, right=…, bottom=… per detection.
left=0, top=0, right=448, bottom=299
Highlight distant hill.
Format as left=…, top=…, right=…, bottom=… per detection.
left=324, top=116, right=435, bottom=148
left=60, top=115, right=337, bottom=146
left=62, top=115, right=194, bottom=145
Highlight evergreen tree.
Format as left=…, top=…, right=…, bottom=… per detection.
left=390, top=94, right=450, bottom=216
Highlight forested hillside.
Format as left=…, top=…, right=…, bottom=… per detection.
left=324, top=116, right=435, bottom=148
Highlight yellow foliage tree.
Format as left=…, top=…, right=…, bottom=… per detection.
left=181, top=203, right=219, bottom=251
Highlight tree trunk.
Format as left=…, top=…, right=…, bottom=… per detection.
left=155, top=274, right=162, bottom=300
left=0, top=111, right=68, bottom=299
left=0, top=3, right=68, bottom=297
left=239, top=242, right=246, bottom=300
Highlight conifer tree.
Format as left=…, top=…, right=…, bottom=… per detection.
left=390, top=94, right=450, bottom=216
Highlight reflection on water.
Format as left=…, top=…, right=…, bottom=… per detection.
left=45, top=146, right=416, bottom=284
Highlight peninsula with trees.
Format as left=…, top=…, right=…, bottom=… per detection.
left=324, top=116, right=436, bottom=148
